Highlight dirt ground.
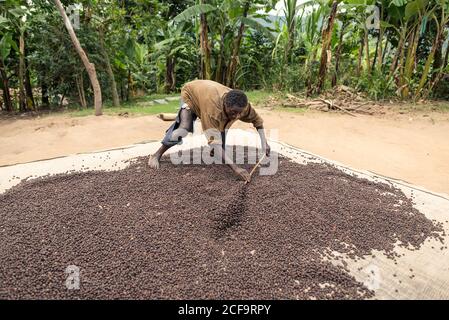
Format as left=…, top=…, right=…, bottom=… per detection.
left=1, top=108, right=449, bottom=195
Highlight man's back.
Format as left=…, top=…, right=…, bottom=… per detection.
left=181, top=80, right=230, bottom=120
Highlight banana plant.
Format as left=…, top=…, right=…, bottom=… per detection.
left=173, top=0, right=274, bottom=86
left=295, top=0, right=332, bottom=93
left=399, top=0, right=431, bottom=98
left=153, top=24, right=195, bottom=93
left=414, top=0, right=449, bottom=99
left=1, top=0, right=34, bottom=111
left=0, top=33, right=18, bottom=111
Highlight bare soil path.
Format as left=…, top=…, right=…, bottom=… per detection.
left=1, top=108, right=448, bottom=195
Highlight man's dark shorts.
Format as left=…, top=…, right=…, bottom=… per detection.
left=161, top=98, right=198, bottom=147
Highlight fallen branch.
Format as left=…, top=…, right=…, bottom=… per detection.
left=318, top=99, right=357, bottom=117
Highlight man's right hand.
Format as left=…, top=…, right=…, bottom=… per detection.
left=233, top=166, right=251, bottom=183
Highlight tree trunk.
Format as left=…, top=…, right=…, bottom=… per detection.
left=401, top=25, right=420, bottom=98
left=226, top=1, right=251, bottom=88
left=53, top=0, right=102, bottom=115
left=332, top=20, right=347, bottom=87
left=381, top=41, right=389, bottom=71
left=388, top=25, right=406, bottom=79
left=374, top=6, right=384, bottom=72
left=120, top=78, right=125, bottom=101
left=164, top=56, right=176, bottom=93
left=372, top=31, right=380, bottom=72
left=0, top=59, right=13, bottom=112
left=215, top=32, right=226, bottom=83
left=24, top=52, right=35, bottom=110
left=41, top=79, right=49, bottom=108
left=76, top=74, right=87, bottom=108
left=315, top=0, right=338, bottom=94
left=414, top=26, right=442, bottom=99
left=423, top=43, right=449, bottom=100
left=431, top=34, right=444, bottom=81
left=364, top=27, right=371, bottom=74
left=18, top=33, right=26, bottom=112
left=127, top=69, right=134, bottom=100
left=99, top=28, right=120, bottom=107
left=199, top=0, right=211, bottom=80
left=356, top=33, right=364, bottom=76
left=59, top=91, right=66, bottom=109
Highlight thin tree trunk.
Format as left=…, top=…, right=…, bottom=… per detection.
left=81, top=75, right=87, bottom=107
left=18, top=33, right=26, bottom=112
left=215, top=32, right=225, bottom=83
left=24, top=50, right=35, bottom=110
left=41, top=79, right=49, bottom=108
left=364, top=27, right=371, bottom=74
left=431, top=34, right=444, bottom=82
left=226, top=1, right=251, bottom=88
left=76, top=76, right=81, bottom=107
left=372, top=32, right=380, bottom=71
left=170, top=58, right=176, bottom=92
left=76, top=74, right=87, bottom=108
left=414, top=26, right=442, bottom=99
left=127, top=69, right=133, bottom=101
left=53, top=0, right=102, bottom=115
left=381, top=41, right=389, bottom=72
left=0, top=59, right=13, bottom=112
left=315, top=0, right=338, bottom=94
left=199, top=0, right=211, bottom=80
left=164, top=56, right=176, bottom=93
left=120, top=78, right=125, bottom=101
left=99, top=28, right=120, bottom=107
left=375, top=6, right=384, bottom=72
left=332, top=21, right=347, bottom=87
left=59, top=92, right=66, bottom=109
left=389, top=25, right=406, bottom=76
left=356, top=33, right=364, bottom=76
left=422, top=45, right=449, bottom=100
left=401, top=25, right=420, bottom=98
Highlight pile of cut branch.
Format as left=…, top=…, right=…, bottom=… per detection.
left=270, top=86, right=380, bottom=116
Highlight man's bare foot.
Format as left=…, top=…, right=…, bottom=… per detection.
left=148, top=155, right=160, bottom=169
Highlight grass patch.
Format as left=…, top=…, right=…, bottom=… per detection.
left=70, top=101, right=179, bottom=117
left=245, top=90, right=273, bottom=105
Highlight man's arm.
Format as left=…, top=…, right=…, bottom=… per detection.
left=239, top=103, right=270, bottom=156
left=203, top=117, right=251, bottom=182
left=256, top=125, right=270, bottom=156
left=219, top=146, right=251, bottom=182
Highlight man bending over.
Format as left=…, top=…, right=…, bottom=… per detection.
left=148, top=80, right=270, bottom=182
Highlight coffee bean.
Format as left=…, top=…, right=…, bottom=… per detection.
left=0, top=147, right=443, bottom=299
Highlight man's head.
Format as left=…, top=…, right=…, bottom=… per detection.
left=223, top=89, right=248, bottom=120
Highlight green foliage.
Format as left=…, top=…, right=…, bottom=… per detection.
left=0, top=33, right=18, bottom=61
left=1, top=0, right=449, bottom=114
left=172, top=4, right=217, bottom=23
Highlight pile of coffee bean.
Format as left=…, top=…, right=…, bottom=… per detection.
left=0, top=147, right=444, bottom=299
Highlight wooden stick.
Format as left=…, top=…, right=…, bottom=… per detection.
left=157, top=113, right=177, bottom=121
left=245, top=154, right=266, bottom=184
